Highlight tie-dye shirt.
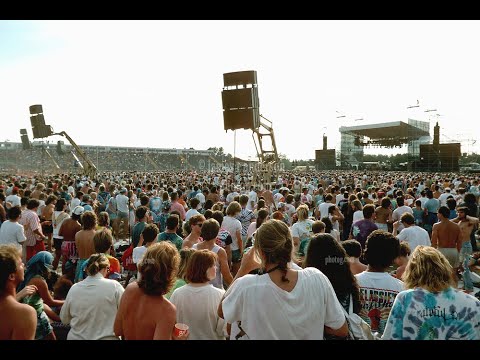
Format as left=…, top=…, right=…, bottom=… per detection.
left=382, top=287, right=480, bottom=340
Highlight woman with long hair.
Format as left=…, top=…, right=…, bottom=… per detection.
left=382, top=246, right=480, bottom=340
left=321, top=216, right=341, bottom=242
left=218, top=219, right=347, bottom=340
left=304, top=233, right=361, bottom=339
left=17, top=251, right=64, bottom=340
left=246, top=208, right=269, bottom=247
left=60, top=253, right=125, bottom=340
left=291, top=204, right=314, bottom=254
left=51, top=199, right=70, bottom=271
left=114, top=242, right=188, bottom=340
left=165, top=247, right=196, bottom=299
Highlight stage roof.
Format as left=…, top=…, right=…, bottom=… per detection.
left=339, top=121, right=430, bottom=139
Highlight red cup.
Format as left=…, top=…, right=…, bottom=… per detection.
left=174, top=323, right=189, bottom=337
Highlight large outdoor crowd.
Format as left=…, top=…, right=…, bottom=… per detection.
left=1, top=169, right=480, bottom=340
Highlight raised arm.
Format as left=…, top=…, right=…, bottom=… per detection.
left=29, top=277, right=64, bottom=308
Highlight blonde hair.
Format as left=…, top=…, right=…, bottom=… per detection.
left=254, top=219, right=293, bottom=283
left=402, top=246, right=455, bottom=292
left=352, top=199, right=363, bottom=212
left=211, top=202, right=224, bottom=212
left=86, top=253, right=110, bottom=276
left=296, top=204, right=309, bottom=221
left=177, top=248, right=196, bottom=280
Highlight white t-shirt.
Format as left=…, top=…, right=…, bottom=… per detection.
left=115, top=194, right=129, bottom=213
left=273, top=192, right=283, bottom=207
left=221, top=216, right=242, bottom=251
left=222, top=267, right=346, bottom=340
left=335, top=193, right=344, bottom=206
left=185, top=209, right=200, bottom=223
left=392, top=206, right=413, bottom=232
left=285, top=204, right=296, bottom=224
left=396, top=225, right=431, bottom=252
left=291, top=219, right=314, bottom=241
left=52, top=211, right=70, bottom=239
left=438, top=192, right=452, bottom=207
left=0, top=220, right=26, bottom=251
left=170, top=284, right=226, bottom=340
left=195, top=192, right=206, bottom=206
left=5, top=194, right=21, bottom=208
left=319, top=202, right=333, bottom=220
left=246, top=222, right=257, bottom=240
left=247, top=191, right=257, bottom=211
left=132, top=246, right=148, bottom=264
left=70, top=198, right=81, bottom=214
left=353, top=210, right=364, bottom=223
left=60, top=273, right=124, bottom=340
left=225, top=192, right=238, bottom=205
left=355, top=271, right=405, bottom=336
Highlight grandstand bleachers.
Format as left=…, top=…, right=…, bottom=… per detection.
left=0, top=141, right=235, bottom=173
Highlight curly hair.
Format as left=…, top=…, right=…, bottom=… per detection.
left=81, top=211, right=97, bottom=230
left=137, top=242, right=180, bottom=296
left=85, top=253, right=110, bottom=276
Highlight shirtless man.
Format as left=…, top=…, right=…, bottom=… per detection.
left=0, top=245, right=37, bottom=340
left=452, top=206, right=479, bottom=292
left=59, top=206, right=83, bottom=274
left=113, top=242, right=189, bottom=340
left=74, top=211, right=97, bottom=282
left=182, top=214, right=205, bottom=249
left=431, top=206, right=462, bottom=281
left=41, top=195, right=57, bottom=252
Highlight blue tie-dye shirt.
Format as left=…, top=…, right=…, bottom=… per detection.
left=382, top=287, right=480, bottom=340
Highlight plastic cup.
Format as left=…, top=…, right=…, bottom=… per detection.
left=174, top=323, right=189, bottom=337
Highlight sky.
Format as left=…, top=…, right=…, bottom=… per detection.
left=1, top=20, right=479, bottom=161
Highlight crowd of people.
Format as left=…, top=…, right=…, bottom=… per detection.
left=1, top=169, right=480, bottom=340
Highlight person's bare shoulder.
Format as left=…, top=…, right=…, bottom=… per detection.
left=11, top=302, right=37, bottom=340
left=125, top=281, right=140, bottom=295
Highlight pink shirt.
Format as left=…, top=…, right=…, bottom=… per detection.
left=170, top=201, right=186, bottom=221
left=19, top=209, right=41, bottom=246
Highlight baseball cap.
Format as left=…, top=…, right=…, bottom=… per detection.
left=120, top=188, right=127, bottom=193
left=73, top=206, right=85, bottom=216
left=278, top=202, right=286, bottom=209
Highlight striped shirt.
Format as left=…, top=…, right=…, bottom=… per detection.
left=19, top=209, right=41, bottom=246
left=235, top=208, right=255, bottom=237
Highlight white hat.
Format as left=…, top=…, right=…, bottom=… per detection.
left=73, top=206, right=85, bottom=216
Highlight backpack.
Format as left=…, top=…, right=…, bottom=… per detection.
left=121, top=245, right=137, bottom=272
left=343, top=295, right=376, bottom=340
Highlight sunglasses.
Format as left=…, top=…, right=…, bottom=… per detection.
left=195, top=223, right=203, bottom=227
